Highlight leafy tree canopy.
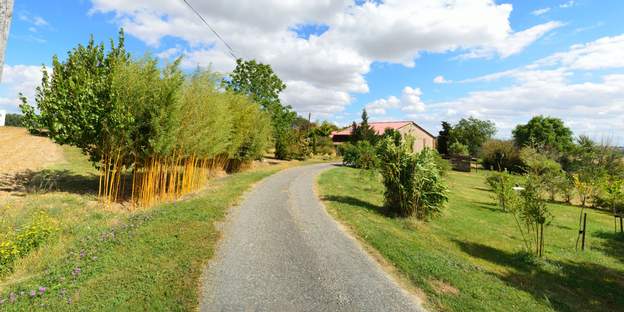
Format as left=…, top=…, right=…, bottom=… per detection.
left=224, top=59, right=297, bottom=159
left=512, top=115, right=573, bottom=153
left=450, top=117, right=496, bottom=156
left=351, top=109, right=378, bottom=144
left=437, top=121, right=452, bottom=155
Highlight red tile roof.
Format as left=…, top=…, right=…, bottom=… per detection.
left=332, top=121, right=416, bottom=136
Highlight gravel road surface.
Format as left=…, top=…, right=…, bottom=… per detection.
left=201, top=163, right=424, bottom=312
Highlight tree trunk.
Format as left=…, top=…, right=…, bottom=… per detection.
left=0, top=0, right=14, bottom=82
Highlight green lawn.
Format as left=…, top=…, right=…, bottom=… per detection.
left=318, top=167, right=624, bottom=312
left=0, top=145, right=313, bottom=310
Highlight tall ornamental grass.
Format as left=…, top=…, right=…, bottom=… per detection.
left=376, top=136, right=448, bottom=219
left=20, top=31, right=272, bottom=207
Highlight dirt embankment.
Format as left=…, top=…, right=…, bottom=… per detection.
left=0, top=127, right=65, bottom=195
left=0, top=127, right=65, bottom=174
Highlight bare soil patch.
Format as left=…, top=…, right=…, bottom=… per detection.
left=0, top=127, right=65, bottom=173
left=0, top=127, right=65, bottom=196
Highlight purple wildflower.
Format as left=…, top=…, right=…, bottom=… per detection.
left=71, top=267, right=82, bottom=277
left=30, top=290, right=37, bottom=298
left=38, top=287, right=46, bottom=295
left=79, top=250, right=86, bottom=258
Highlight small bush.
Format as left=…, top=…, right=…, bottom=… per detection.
left=340, top=141, right=377, bottom=169
left=0, top=213, right=58, bottom=273
left=449, top=142, right=470, bottom=157
left=481, top=139, right=522, bottom=172
left=430, top=149, right=451, bottom=175
left=377, top=137, right=448, bottom=219
left=486, top=171, right=519, bottom=212
left=4, top=114, right=25, bottom=127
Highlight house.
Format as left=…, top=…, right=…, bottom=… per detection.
left=331, top=121, right=436, bottom=153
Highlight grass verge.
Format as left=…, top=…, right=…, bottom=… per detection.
left=318, top=167, right=624, bottom=312
left=0, top=146, right=313, bottom=310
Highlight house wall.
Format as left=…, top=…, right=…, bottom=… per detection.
left=398, top=124, right=436, bottom=153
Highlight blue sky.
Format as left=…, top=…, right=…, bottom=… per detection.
left=1, top=0, right=623, bottom=143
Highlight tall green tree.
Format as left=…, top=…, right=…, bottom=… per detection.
left=450, top=117, right=496, bottom=156
left=351, top=109, right=377, bottom=144
left=512, top=116, right=573, bottom=154
left=20, top=30, right=130, bottom=163
left=437, top=121, right=452, bottom=155
left=224, top=59, right=295, bottom=159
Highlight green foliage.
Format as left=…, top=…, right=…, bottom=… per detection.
left=277, top=129, right=311, bottom=161
left=111, top=56, right=185, bottom=162
left=486, top=171, right=519, bottom=212
left=20, top=30, right=130, bottom=163
left=376, top=137, right=448, bottom=219
left=340, top=141, right=377, bottom=169
left=308, top=121, right=337, bottom=155
left=351, top=109, right=378, bottom=144
left=224, top=59, right=296, bottom=160
left=602, top=179, right=624, bottom=212
left=4, top=114, right=24, bottom=127
left=519, top=147, right=565, bottom=202
left=450, top=117, right=496, bottom=156
left=412, top=149, right=450, bottom=219
left=514, top=175, right=553, bottom=257
left=437, top=121, right=452, bottom=155
left=481, top=139, right=522, bottom=172
left=1, top=212, right=58, bottom=274
left=430, top=149, right=451, bottom=175
left=320, top=167, right=624, bottom=311
left=512, top=116, right=573, bottom=154
left=449, top=142, right=469, bottom=157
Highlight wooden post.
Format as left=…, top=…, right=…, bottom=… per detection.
left=0, top=0, right=14, bottom=82
left=581, top=213, right=587, bottom=251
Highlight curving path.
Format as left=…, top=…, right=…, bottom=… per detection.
left=201, top=163, right=424, bottom=312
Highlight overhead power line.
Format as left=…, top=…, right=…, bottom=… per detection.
left=181, top=0, right=238, bottom=60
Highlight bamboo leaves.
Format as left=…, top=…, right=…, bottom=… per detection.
left=19, top=30, right=272, bottom=207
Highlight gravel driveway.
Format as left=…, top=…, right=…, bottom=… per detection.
left=201, top=163, right=424, bottom=312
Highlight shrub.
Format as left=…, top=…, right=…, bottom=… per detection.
left=557, top=174, right=575, bottom=204
left=0, top=213, right=58, bottom=274
left=313, top=136, right=335, bottom=155
left=512, top=175, right=552, bottom=257
left=486, top=171, right=519, bottom=212
left=377, top=137, right=448, bottom=219
left=430, top=149, right=451, bottom=175
left=4, top=114, right=24, bottom=127
left=340, top=141, right=377, bottom=169
left=412, top=149, right=449, bottom=219
left=481, top=139, right=522, bottom=172
left=449, top=142, right=469, bottom=157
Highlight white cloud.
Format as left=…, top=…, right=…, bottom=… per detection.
left=560, top=1, right=576, bottom=9
left=19, top=11, right=49, bottom=27
left=88, top=0, right=549, bottom=116
left=535, top=34, right=624, bottom=70
left=365, top=86, right=425, bottom=117
left=400, top=87, right=425, bottom=114
left=424, top=34, right=624, bottom=142
left=460, top=21, right=563, bottom=59
left=532, top=8, right=551, bottom=16
left=0, top=65, right=44, bottom=111
left=433, top=75, right=451, bottom=84
left=365, top=95, right=400, bottom=116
